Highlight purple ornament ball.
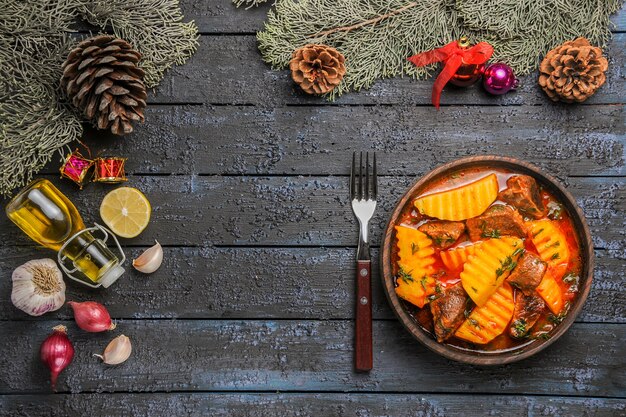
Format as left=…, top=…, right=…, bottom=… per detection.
left=482, top=63, right=519, bottom=95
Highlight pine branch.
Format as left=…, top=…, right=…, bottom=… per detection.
left=0, top=0, right=199, bottom=195
left=258, top=0, right=623, bottom=100
left=78, top=0, right=199, bottom=88
left=309, top=2, right=418, bottom=38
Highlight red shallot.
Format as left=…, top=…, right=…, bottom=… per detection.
left=68, top=301, right=116, bottom=332
left=40, top=325, right=74, bottom=391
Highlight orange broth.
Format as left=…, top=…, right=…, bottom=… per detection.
left=392, top=167, right=582, bottom=353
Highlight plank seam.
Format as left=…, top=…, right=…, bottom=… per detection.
left=0, top=390, right=624, bottom=399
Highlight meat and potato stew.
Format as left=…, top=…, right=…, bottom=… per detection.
left=393, top=168, right=582, bottom=352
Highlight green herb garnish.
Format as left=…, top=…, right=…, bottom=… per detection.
left=397, top=268, right=414, bottom=284
left=420, top=275, right=428, bottom=290
left=548, top=302, right=571, bottom=324
left=481, top=229, right=501, bottom=239
left=563, top=273, right=579, bottom=292
left=532, top=228, right=545, bottom=238
left=463, top=298, right=474, bottom=319
left=469, top=318, right=481, bottom=329
left=548, top=313, right=565, bottom=325
left=563, top=273, right=577, bottom=283
left=479, top=220, right=501, bottom=239
left=550, top=253, right=560, bottom=260
left=496, top=256, right=517, bottom=278
left=432, top=235, right=457, bottom=246
left=411, top=242, right=419, bottom=254
left=547, top=201, right=563, bottom=220
left=511, top=319, right=528, bottom=337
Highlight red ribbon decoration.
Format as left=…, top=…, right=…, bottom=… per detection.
left=408, top=39, right=494, bottom=109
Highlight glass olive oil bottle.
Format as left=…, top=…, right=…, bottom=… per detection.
left=6, top=179, right=124, bottom=288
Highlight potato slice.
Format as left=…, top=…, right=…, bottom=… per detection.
left=529, top=219, right=570, bottom=273
left=536, top=271, right=565, bottom=314
left=455, top=283, right=515, bottom=344
left=395, top=226, right=438, bottom=308
left=460, top=237, right=524, bottom=307
left=414, top=173, right=499, bottom=221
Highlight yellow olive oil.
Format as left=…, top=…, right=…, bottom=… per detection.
left=6, top=179, right=124, bottom=287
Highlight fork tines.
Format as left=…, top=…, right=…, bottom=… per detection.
left=351, top=151, right=377, bottom=201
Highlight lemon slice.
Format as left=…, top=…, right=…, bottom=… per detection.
left=100, top=187, right=151, bottom=238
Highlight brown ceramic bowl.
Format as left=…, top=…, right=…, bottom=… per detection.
left=380, top=156, right=594, bottom=365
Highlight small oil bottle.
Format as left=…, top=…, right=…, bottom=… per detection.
left=6, top=179, right=125, bottom=288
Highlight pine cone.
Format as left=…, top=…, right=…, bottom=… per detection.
left=289, top=44, right=346, bottom=95
left=61, top=35, right=147, bottom=135
left=538, top=38, right=608, bottom=103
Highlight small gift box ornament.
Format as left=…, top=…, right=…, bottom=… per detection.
left=93, top=157, right=128, bottom=183
left=59, top=150, right=94, bottom=189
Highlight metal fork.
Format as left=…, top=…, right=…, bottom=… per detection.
left=350, top=151, right=377, bottom=372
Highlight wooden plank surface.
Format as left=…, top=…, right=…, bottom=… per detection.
left=0, top=246, right=622, bottom=323
left=1, top=393, right=625, bottom=417
left=44, top=104, right=626, bottom=177
left=2, top=176, right=622, bottom=249
left=0, top=320, right=624, bottom=395
left=1, top=0, right=624, bottom=413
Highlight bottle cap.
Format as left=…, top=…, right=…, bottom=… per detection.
left=99, top=265, right=124, bottom=288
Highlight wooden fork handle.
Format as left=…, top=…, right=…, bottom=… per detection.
left=355, top=259, right=373, bottom=372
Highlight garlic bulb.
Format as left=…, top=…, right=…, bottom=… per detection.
left=132, top=241, right=163, bottom=273
left=11, top=259, right=66, bottom=316
left=94, top=335, right=132, bottom=365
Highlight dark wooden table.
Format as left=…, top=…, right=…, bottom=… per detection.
left=1, top=1, right=625, bottom=415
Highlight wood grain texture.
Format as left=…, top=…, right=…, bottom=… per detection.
left=0, top=0, right=624, bottom=409
left=0, top=247, right=622, bottom=323
left=1, top=393, right=625, bottom=417
left=180, top=0, right=269, bottom=33
left=38, top=104, right=625, bottom=177
left=149, top=35, right=626, bottom=106
left=1, top=176, right=622, bottom=249
left=0, top=320, right=623, bottom=395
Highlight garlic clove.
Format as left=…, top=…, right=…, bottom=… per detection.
left=132, top=241, right=163, bottom=273
left=94, top=334, right=132, bottom=365
left=11, top=259, right=66, bottom=317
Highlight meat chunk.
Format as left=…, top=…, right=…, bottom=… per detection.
left=418, top=220, right=465, bottom=249
left=430, top=284, right=469, bottom=342
left=499, top=175, right=546, bottom=219
left=509, top=292, right=545, bottom=339
left=466, top=205, right=526, bottom=242
left=506, top=252, right=547, bottom=295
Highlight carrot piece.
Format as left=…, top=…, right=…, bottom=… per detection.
left=536, top=271, right=565, bottom=314
left=413, top=173, right=498, bottom=221
left=455, top=283, right=515, bottom=344
left=440, top=241, right=483, bottom=271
